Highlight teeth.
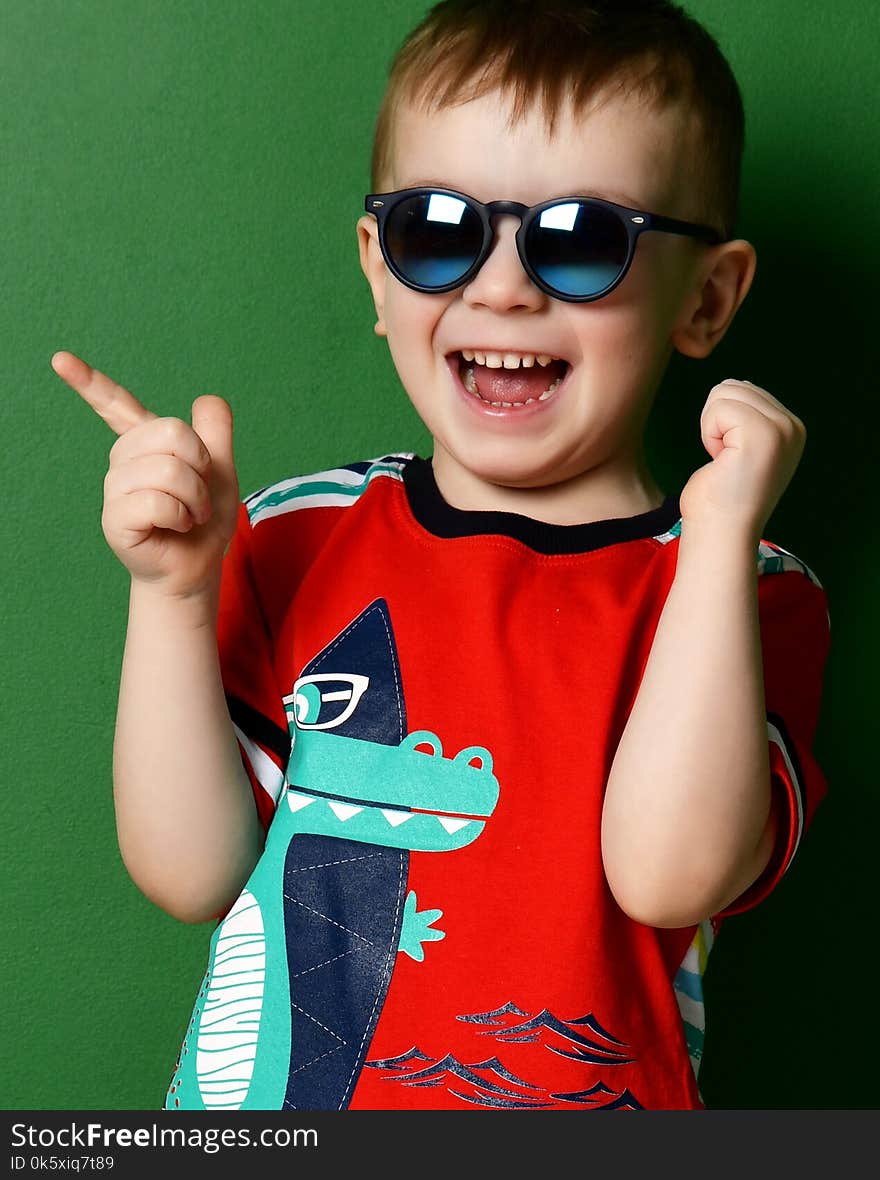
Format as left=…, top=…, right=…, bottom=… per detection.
left=287, top=791, right=316, bottom=813
left=537, top=354, right=553, bottom=366
left=327, top=801, right=364, bottom=822
left=459, top=356, right=565, bottom=406
left=437, top=816, right=472, bottom=834
left=380, top=808, right=414, bottom=827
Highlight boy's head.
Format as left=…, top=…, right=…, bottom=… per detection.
left=357, top=0, right=756, bottom=512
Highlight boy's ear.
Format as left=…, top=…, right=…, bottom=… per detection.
left=357, top=215, right=387, bottom=337
left=670, top=239, right=757, bottom=358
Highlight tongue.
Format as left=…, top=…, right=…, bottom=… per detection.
left=471, top=360, right=566, bottom=403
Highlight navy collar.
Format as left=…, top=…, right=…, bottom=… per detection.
left=401, top=455, right=681, bottom=556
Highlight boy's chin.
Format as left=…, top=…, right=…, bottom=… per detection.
left=437, top=439, right=582, bottom=493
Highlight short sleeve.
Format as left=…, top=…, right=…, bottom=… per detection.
left=719, top=544, right=831, bottom=917
left=217, top=500, right=291, bottom=835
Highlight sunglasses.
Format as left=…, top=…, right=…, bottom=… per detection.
left=365, top=186, right=724, bottom=304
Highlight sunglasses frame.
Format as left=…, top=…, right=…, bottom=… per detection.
left=365, top=186, right=725, bottom=304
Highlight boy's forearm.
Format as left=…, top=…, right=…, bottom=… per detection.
left=112, top=580, right=265, bottom=924
left=601, top=521, right=775, bottom=928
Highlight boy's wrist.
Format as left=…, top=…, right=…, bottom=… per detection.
left=675, top=517, right=761, bottom=586
left=128, top=576, right=220, bottom=630
left=678, top=513, right=761, bottom=555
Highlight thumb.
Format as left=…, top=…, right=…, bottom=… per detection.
left=191, top=395, right=240, bottom=508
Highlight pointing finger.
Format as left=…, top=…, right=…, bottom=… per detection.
left=51, top=350, right=157, bottom=436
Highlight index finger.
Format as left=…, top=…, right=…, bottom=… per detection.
left=51, top=350, right=157, bottom=436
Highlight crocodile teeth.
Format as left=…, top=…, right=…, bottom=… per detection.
left=327, top=801, right=364, bottom=821
left=381, top=808, right=414, bottom=827
left=436, top=816, right=472, bottom=834
left=287, top=791, right=317, bottom=813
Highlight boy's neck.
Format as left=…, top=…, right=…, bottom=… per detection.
left=430, top=444, right=667, bottom=526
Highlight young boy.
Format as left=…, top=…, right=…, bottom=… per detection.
left=52, top=0, right=830, bottom=1111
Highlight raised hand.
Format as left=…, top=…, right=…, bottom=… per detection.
left=679, top=378, right=807, bottom=544
left=52, top=350, right=241, bottom=601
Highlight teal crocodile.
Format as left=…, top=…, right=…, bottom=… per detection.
left=165, top=724, right=499, bottom=1110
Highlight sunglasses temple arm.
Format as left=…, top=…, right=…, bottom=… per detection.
left=643, top=211, right=724, bottom=244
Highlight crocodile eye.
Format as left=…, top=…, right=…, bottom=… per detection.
left=293, top=681, right=322, bottom=725
left=289, top=673, right=370, bottom=730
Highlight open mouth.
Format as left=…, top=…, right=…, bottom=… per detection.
left=450, top=349, right=571, bottom=408
left=288, top=785, right=478, bottom=834
left=283, top=728, right=500, bottom=852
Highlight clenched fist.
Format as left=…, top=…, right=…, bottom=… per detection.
left=679, top=378, right=807, bottom=543
left=52, top=351, right=241, bottom=601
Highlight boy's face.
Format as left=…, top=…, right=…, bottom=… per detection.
left=358, top=86, right=728, bottom=502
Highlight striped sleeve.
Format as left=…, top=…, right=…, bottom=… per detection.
left=720, top=542, right=831, bottom=916
left=217, top=499, right=291, bottom=835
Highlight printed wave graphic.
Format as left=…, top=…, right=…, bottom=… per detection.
left=585, top=1088, right=643, bottom=1110
left=364, top=1003, right=643, bottom=1109
left=365, top=1045, right=642, bottom=1110
left=457, top=1002, right=529, bottom=1025
left=365, top=1047, right=434, bottom=1070
left=466, top=1005, right=634, bottom=1066
left=565, top=1013, right=629, bottom=1046
left=549, top=1081, right=643, bottom=1107
left=552, top=1081, right=616, bottom=1101
left=367, top=1051, right=551, bottom=1109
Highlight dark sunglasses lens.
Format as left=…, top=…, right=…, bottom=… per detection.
left=526, top=202, right=629, bottom=297
left=384, top=193, right=484, bottom=289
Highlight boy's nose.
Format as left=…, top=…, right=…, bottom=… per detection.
left=461, top=215, right=546, bottom=313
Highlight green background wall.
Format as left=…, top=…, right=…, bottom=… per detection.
left=3, top=1, right=876, bottom=1110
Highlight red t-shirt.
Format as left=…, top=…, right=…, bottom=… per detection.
left=164, top=454, right=830, bottom=1112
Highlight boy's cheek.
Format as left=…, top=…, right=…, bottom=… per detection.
left=384, top=331, right=443, bottom=424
